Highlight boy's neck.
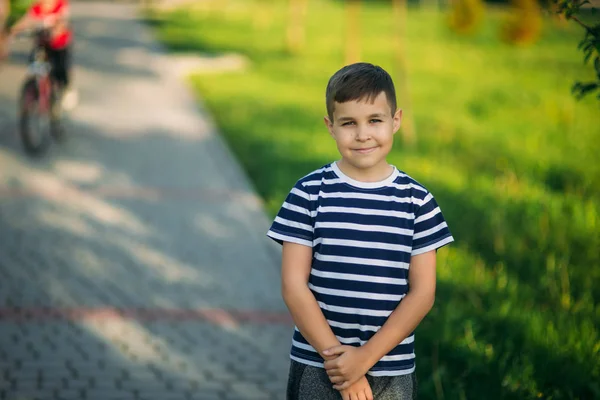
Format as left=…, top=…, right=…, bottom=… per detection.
left=336, top=159, right=394, bottom=183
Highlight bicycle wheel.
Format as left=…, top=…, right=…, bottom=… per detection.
left=19, top=78, right=51, bottom=156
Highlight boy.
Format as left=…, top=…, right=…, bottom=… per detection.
left=6, top=0, right=77, bottom=109
left=267, top=63, right=454, bottom=400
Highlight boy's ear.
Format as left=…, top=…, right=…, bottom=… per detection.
left=324, top=116, right=335, bottom=138
left=392, top=109, right=403, bottom=134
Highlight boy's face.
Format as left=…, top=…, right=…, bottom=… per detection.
left=325, top=92, right=402, bottom=177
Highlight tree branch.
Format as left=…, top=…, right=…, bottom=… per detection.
left=569, top=14, right=593, bottom=32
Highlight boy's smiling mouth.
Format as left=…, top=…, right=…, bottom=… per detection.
left=353, top=146, right=378, bottom=154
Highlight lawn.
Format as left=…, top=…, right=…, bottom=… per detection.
left=149, top=2, right=600, bottom=399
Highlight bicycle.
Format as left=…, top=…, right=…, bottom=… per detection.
left=14, top=24, right=64, bottom=155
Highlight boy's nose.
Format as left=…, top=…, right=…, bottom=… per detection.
left=355, top=126, right=371, bottom=141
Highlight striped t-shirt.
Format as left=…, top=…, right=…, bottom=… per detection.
left=267, top=162, right=454, bottom=376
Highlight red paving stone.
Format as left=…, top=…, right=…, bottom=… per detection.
left=0, top=307, right=293, bottom=325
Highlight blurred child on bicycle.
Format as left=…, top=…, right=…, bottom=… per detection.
left=6, top=0, right=77, bottom=109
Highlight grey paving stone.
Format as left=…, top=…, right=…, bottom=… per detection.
left=81, top=389, right=135, bottom=400
left=193, top=382, right=227, bottom=393
left=135, top=390, right=189, bottom=400
left=229, top=382, right=270, bottom=399
left=63, top=379, right=92, bottom=391
left=188, top=392, right=224, bottom=400
left=3, top=388, right=49, bottom=400
left=118, top=379, right=168, bottom=392
left=55, top=389, right=85, bottom=400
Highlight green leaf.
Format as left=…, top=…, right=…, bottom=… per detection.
left=572, top=81, right=600, bottom=99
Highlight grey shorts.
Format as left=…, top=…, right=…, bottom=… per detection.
left=286, top=360, right=418, bottom=400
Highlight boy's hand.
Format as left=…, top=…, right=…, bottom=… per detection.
left=339, top=376, right=373, bottom=400
left=323, top=345, right=371, bottom=390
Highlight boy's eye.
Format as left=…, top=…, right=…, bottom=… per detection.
left=370, top=119, right=382, bottom=124
left=342, top=121, right=355, bottom=126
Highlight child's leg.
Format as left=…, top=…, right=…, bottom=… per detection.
left=287, top=360, right=341, bottom=400
left=48, top=47, right=69, bottom=89
left=368, top=372, right=418, bottom=400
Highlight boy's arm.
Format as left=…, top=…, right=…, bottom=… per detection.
left=281, top=241, right=342, bottom=361
left=324, top=250, right=437, bottom=390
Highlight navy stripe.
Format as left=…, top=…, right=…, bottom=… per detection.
left=278, top=207, right=312, bottom=227
left=312, top=260, right=410, bottom=280
left=317, top=211, right=414, bottom=227
left=321, top=308, right=390, bottom=326
left=319, top=196, right=417, bottom=213
left=269, top=224, right=312, bottom=241
left=319, top=244, right=410, bottom=263
left=311, top=275, right=407, bottom=295
left=311, top=291, right=402, bottom=312
left=372, top=359, right=415, bottom=370
left=314, top=228, right=413, bottom=245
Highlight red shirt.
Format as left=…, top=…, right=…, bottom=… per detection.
left=29, top=0, right=73, bottom=49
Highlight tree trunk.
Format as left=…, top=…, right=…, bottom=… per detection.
left=345, top=0, right=361, bottom=65
left=286, top=0, right=309, bottom=54
left=392, top=0, right=416, bottom=145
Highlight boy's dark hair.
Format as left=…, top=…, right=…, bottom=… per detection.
left=326, top=63, right=397, bottom=121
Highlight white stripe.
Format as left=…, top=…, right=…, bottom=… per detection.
left=311, top=268, right=407, bottom=286
left=314, top=237, right=411, bottom=253
left=392, top=179, right=428, bottom=193
left=292, top=329, right=414, bottom=346
left=415, top=206, right=441, bottom=224
left=380, top=352, right=415, bottom=361
left=328, top=320, right=381, bottom=332
left=310, top=268, right=406, bottom=285
left=303, top=180, right=323, bottom=187
left=411, top=235, right=454, bottom=256
left=267, top=231, right=313, bottom=247
left=338, top=336, right=364, bottom=345
left=368, top=365, right=416, bottom=376
left=418, top=192, right=433, bottom=207
left=317, top=301, right=395, bottom=317
left=274, top=216, right=313, bottom=232
left=413, top=221, right=448, bottom=240
left=315, top=252, right=409, bottom=270
left=291, top=340, right=415, bottom=355
left=282, top=201, right=317, bottom=217
left=292, top=339, right=317, bottom=352
left=319, top=190, right=420, bottom=205
left=305, top=178, right=343, bottom=186
left=318, top=206, right=413, bottom=219
left=315, top=221, right=413, bottom=236
left=290, top=187, right=310, bottom=201
left=309, top=283, right=405, bottom=301
left=301, top=166, right=330, bottom=181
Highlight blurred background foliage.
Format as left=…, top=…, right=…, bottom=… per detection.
left=143, top=0, right=599, bottom=398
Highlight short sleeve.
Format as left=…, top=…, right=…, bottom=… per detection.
left=267, top=181, right=315, bottom=248
left=412, top=192, right=454, bottom=256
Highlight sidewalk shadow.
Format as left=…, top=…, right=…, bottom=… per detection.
left=0, top=96, right=291, bottom=399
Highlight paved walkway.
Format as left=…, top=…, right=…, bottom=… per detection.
left=0, top=2, right=292, bottom=399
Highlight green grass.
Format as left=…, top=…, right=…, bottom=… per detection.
left=7, top=0, right=29, bottom=25
left=148, top=2, right=599, bottom=399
